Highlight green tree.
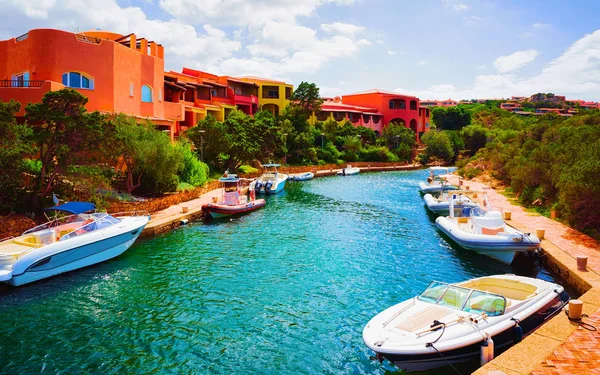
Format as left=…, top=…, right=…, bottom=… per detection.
left=108, top=114, right=182, bottom=194
left=176, top=141, right=209, bottom=187
left=461, top=125, right=489, bottom=153
left=431, top=106, right=471, bottom=130
left=25, top=89, right=107, bottom=205
left=0, top=100, right=34, bottom=212
left=290, top=81, right=323, bottom=114
left=420, top=131, right=454, bottom=164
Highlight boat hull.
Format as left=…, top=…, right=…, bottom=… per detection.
left=373, top=290, right=569, bottom=372
left=202, top=200, right=266, bottom=219
left=419, top=182, right=458, bottom=194
left=435, top=216, right=540, bottom=264
left=423, top=194, right=478, bottom=216
left=289, top=172, right=314, bottom=181
left=6, top=216, right=148, bottom=286
left=256, top=179, right=287, bottom=194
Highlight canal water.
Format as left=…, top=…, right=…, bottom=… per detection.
left=0, top=170, right=560, bottom=374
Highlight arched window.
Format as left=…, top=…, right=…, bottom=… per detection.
left=142, top=85, right=153, bottom=103
left=62, top=72, right=94, bottom=89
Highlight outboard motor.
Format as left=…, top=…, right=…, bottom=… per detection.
left=255, top=181, right=263, bottom=192
left=264, top=180, right=274, bottom=193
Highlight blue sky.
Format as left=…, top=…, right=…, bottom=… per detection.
left=2, top=0, right=599, bottom=100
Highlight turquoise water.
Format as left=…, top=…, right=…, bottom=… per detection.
left=0, top=170, right=558, bottom=374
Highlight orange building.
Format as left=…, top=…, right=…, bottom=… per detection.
left=341, top=90, right=428, bottom=141
left=0, top=28, right=182, bottom=138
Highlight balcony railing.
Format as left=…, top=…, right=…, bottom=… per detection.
left=0, top=80, right=46, bottom=88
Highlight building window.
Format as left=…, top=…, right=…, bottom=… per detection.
left=130, top=82, right=134, bottom=97
left=62, top=72, right=94, bottom=89
left=158, top=88, right=163, bottom=102
left=12, top=72, right=30, bottom=87
left=389, top=99, right=406, bottom=109
left=141, top=85, right=153, bottom=103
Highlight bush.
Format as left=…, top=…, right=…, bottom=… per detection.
left=359, top=146, right=399, bottom=162
left=420, top=131, right=454, bottom=164
left=23, top=159, right=42, bottom=174
left=238, top=165, right=258, bottom=174
left=177, top=141, right=209, bottom=187
left=461, top=125, right=489, bottom=153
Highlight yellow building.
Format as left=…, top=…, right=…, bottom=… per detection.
left=238, top=76, right=293, bottom=116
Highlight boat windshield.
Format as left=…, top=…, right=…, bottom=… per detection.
left=418, top=281, right=507, bottom=316
left=59, top=213, right=121, bottom=241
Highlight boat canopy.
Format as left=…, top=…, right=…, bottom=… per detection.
left=45, top=202, right=96, bottom=215
left=219, top=175, right=240, bottom=182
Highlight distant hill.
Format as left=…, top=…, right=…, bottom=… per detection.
left=526, top=93, right=567, bottom=108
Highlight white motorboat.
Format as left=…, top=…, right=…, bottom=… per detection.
left=424, top=192, right=479, bottom=216
left=254, top=163, right=288, bottom=194
left=0, top=202, right=149, bottom=286
left=419, top=167, right=458, bottom=194
left=363, top=275, right=569, bottom=372
left=435, top=196, right=540, bottom=264
left=337, top=165, right=360, bottom=176
left=288, top=172, right=314, bottom=181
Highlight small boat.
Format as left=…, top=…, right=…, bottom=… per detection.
left=337, top=165, right=360, bottom=176
left=0, top=202, right=149, bottom=286
left=363, top=275, right=569, bottom=372
left=418, top=167, right=458, bottom=194
left=254, top=163, right=288, bottom=194
left=435, top=196, right=540, bottom=264
left=288, top=172, right=314, bottom=181
left=202, top=175, right=266, bottom=219
left=424, top=192, right=479, bottom=216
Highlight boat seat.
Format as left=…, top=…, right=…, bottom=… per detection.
left=459, top=278, right=540, bottom=300
left=481, top=227, right=505, bottom=235
left=12, top=239, right=42, bottom=248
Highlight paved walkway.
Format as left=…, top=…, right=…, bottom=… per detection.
left=446, top=175, right=600, bottom=275
left=142, top=188, right=222, bottom=236
left=531, top=306, right=600, bottom=375
left=448, top=175, right=600, bottom=375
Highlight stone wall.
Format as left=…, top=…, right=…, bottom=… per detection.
left=106, top=180, right=221, bottom=214
left=0, top=214, right=37, bottom=239
left=240, top=161, right=412, bottom=177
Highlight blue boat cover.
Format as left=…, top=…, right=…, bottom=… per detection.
left=45, top=202, right=96, bottom=215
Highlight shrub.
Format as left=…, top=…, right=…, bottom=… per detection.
left=238, top=165, right=259, bottom=174
left=22, top=159, right=42, bottom=174
left=420, top=131, right=454, bottom=164
left=359, top=146, right=399, bottom=162
left=177, top=141, right=209, bottom=187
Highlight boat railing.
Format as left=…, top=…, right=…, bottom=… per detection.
left=22, top=214, right=81, bottom=235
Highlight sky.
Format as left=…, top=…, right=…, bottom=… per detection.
left=1, top=0, right=600, bottom=101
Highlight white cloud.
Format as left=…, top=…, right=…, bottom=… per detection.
left=0, top=0, right=366, bottom=79
left=396, top=30, right=600, bottom=101
left=519, top=32, right=534, bottom=38
left=441, top=0, right=469, bottom=11
left=478, top=65, right=486, bottom=69
left=387, top=50, right=396, bottom=55
left=321, top=22, right=365, bottom=37
left=417, top=60, right=428, bottom=66
left=493, top=49, right=539, bottom=72
left=376, top=39, right=384, bottom=44
left=158, top=0, right=354, bottom=27
left=533, top=23, right=552, bottom=29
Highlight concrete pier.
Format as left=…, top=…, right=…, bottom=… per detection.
left=443, top=176, right=600, bottom=375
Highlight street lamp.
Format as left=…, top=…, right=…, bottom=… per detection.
left=395, top=134, right=400, bottom=149
left=199, top=129, right=206, bottom=162
left=321, top=133, right=325, bottom=151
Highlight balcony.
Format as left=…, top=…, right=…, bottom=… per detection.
left=0, top=79, right=46, bottom=88
left=262, top=86, right=280, bottom=99
left=0, top=80, right=65, bottom=116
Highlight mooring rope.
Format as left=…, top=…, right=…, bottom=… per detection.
left=564, top=308, right=598, bottom=331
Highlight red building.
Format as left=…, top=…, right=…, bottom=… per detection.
left=341, top=89, right=428, bottom=141
left=0, top=28, right=180, bottom=138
